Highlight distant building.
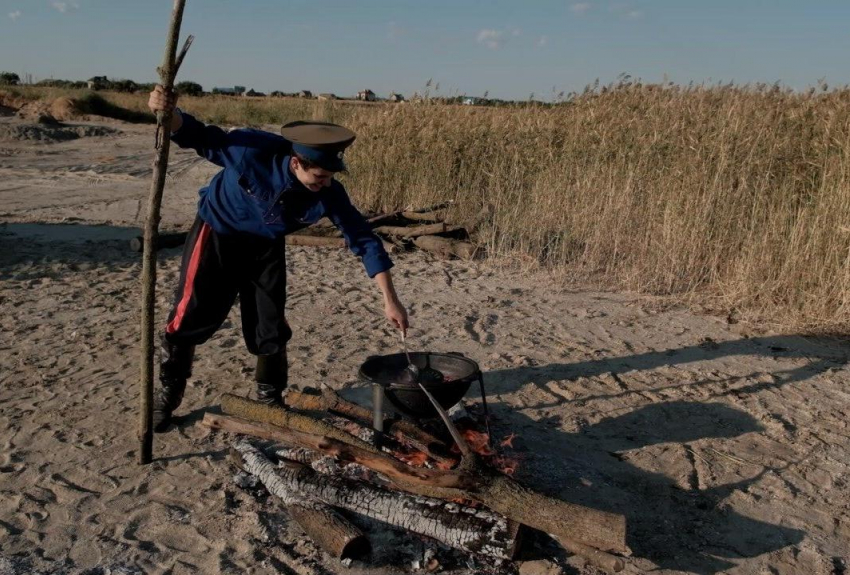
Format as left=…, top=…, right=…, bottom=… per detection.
left=357, top=89, right=376, bottom=102
left=462, top=97, right=481, bottom=106
left=87, top=75, right=109, bottom=90
left=298, top=90, right=313, bottom=98
left=317, top=93, right=337, bottom=101
left=389, top=92, right=405, bottom=103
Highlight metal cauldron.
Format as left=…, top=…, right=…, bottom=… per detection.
left=358, top=351, right=482, bottom=418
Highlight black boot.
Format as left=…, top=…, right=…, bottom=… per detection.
left=153, top=341, right=195, bottom=432
left=254, top=351, right=287, bottom=407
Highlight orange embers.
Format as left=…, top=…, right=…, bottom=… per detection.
left=500, top=432, right=517, bottom=448
left=391, top=422, right=520, bottom=477
left=395, top=450, right=429, bottom=467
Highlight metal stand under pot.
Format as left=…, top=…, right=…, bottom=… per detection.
left=358, top=351, right=490, bottom=444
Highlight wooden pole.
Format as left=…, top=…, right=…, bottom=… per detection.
left=138, top=0, right=192, bottom=465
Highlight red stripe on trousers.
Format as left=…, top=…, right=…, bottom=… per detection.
left=166, top=223, right=211, bottom=335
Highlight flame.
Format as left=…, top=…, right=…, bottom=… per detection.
left=459, top=429, right=494, bottom=456
left=500, top=433, right=517, bottom=448
left=390, top=420, right=522, bottom=477
left=396, top=450, right=429, bottom=467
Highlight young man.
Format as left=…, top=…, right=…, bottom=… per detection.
left=147, top=85, right=408, bottom=432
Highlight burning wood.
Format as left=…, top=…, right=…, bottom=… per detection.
left=286, top=386, right=455, bottom=466
left=210, top=394, right=628, bottom=572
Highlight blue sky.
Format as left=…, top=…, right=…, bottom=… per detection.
left=2, top=1, right=850, bottom=101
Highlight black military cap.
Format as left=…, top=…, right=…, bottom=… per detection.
left=280, top=120, right=356, bottom=172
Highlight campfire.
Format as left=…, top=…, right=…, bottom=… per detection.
left=201, top=363, right=629, bottom=573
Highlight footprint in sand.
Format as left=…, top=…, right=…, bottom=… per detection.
left=463, top=312, right=498, bottom=345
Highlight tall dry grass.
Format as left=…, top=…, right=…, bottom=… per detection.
left=9, top=85, right=850, bottom=330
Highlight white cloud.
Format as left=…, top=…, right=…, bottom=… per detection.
left=511, top=28, right=522, bottom=37
left=8, top=10, right=21, bottom=20
left=570, top=2, right=592, bottom=14
left=537, top=35, right=548, bottom=47
left=52, top=2, right=79, bottom=13
left=609, top=3, right=642, bottom=19
left=476, top=28, right=504, bottom=50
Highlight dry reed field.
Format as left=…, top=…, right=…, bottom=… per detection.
left=8, top=83, right=850, bottom=332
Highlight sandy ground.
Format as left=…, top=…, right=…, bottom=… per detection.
left=1, top=116, right=849, bottom=575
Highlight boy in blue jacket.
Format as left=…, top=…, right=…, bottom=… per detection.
left=148, top=85, right=408, bottom=432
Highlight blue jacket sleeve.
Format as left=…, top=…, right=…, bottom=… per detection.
left=326, top=186, right=394, bottom=278
left=170, top=110, right=246, bottom=168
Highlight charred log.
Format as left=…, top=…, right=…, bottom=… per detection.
left=234, top=441, right=520, bottom=560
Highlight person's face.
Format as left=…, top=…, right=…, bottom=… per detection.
left=291, top=157, right=335, bottom=192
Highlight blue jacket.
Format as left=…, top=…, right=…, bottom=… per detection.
left=171, top=111, right=393, bottom=278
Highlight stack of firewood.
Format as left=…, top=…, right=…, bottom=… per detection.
left=287, top=201, right=488, bottom=261
left=130, top=201, right=489, bottom=260
left=201, top=386, right=629, bottom=572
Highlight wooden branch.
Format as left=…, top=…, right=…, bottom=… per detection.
left=138, top=0, right=190, bottom=465
left=413, top=235, right=478, bottom=260
left=234, top=441, right=520, bottom=560
left=285, top=387, right=454, bottom=466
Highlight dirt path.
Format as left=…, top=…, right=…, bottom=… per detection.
left=1, top=116, right=848, bottom=575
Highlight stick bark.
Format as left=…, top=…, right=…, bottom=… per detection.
left=138, top=0, right=191, bottom=465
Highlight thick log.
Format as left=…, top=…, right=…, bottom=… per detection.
left=413, top=235, right=478, bottom=260
left=374, top=223, right=462, bottom=239
left=204, top=413, right=464, bottom=488
left=367, top=201, right=454, bottom=226
left=214, top=398, right=628, bottom=558
left=234, top=441, right=520, bottom=559
left=231, top=446, right=368, bottom=559
left=221, top=394, right=379, bottom=453
left=286, top=234, right=397, bottom=254
left=401, top=209, right=447, bottom=222
left=285, top=387, right=454, bottom=466
left=288, top=504, right=370, bottom=560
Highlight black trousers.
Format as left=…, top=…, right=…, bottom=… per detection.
left=163, top=216, right=292, bottom=356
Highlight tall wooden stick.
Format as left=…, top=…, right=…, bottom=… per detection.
left=138, top=0, right=192, bottom=465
